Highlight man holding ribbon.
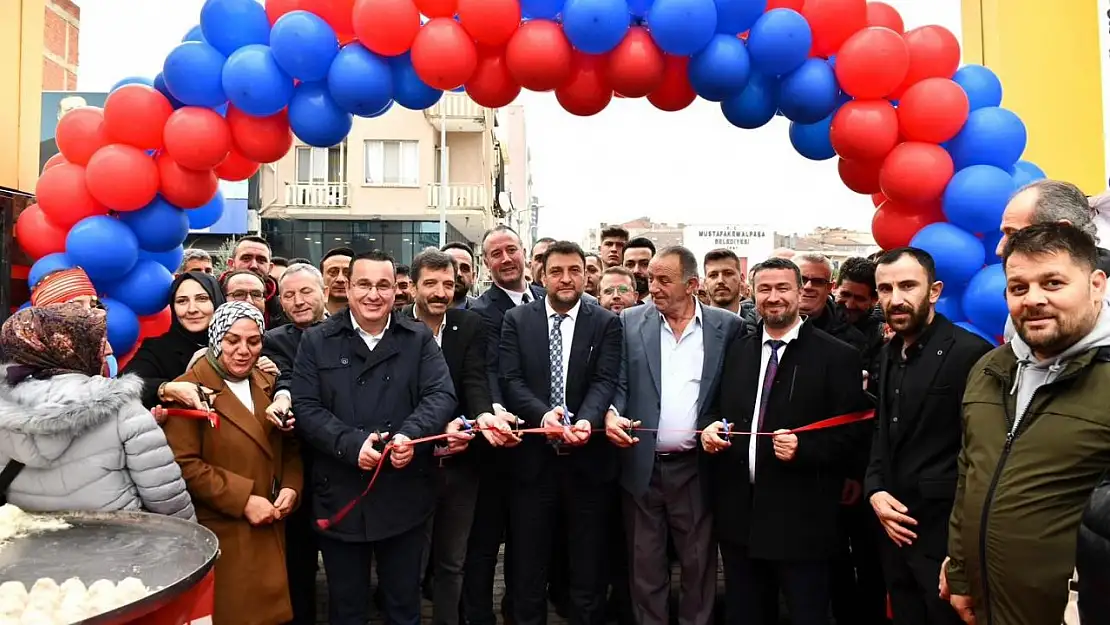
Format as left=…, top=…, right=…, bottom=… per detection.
left=702, top=256, right=872, bottom=625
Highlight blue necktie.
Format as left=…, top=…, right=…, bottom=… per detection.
left=757, top=340, right=785, bottom=432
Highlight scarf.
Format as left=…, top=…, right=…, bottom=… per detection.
left=204, top=301, right=265, bottom=381
left=1, top=303, right=108, bottom=384
left=31, top=267, right=96, bottom=306
left=169, top=271, right=226, bottom=347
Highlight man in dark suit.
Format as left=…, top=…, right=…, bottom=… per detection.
left=400, top=248, right=495, bottom=625
left=442, top=241, right=479, bottom=309
left=865, top=248, right=992, bottom=625
left=291, top=250, right=456, bottom=625
left=464, top=225, right=546, bottom=625
left=702, top=257, right=872, bottom=625
left=499, top=240, right=623, bottom=625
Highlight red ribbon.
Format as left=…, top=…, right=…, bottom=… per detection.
left=151, top=406, right=220, bottom=428
left=315, top=409, right=875, bottom=531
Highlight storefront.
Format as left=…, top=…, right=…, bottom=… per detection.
left=262, top=218, right=471, bottom=267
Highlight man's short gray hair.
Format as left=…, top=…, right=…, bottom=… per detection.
left=280, top=263, right=325, bottom=291
left=1022, top=179, right=1097, bottom=239
left=796, top=253, right=833, bottom=274
left=180, top=248, right=211, bottom=268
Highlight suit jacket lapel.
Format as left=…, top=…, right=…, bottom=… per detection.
left=442, top=311, right=460, bottom=365
left=567, top=303, right=593, bottom=396
left=194, top=359, right=273, bottom=459
left=697, top=312, right=725, bottom=414
left=891, top=330, right=953, bottom=449
left=640, top=310, right=662, bottom=399
left=531, top=301, right=553, bottom=396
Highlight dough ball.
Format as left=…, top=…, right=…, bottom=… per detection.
left=0, top=595, right=24, bottom=618
left=0, top=616, right=18, bottom=625
left=0, top=582, right=26, bottom=602
left=58, top=579, right=84, bottom=597
left=27, top=579, right=57, bottom=597
left=54, top=601, right=89, bottom=624
left=85, top=580, right=114, bottom=601
left=18, top=607, right=53, bottom=625
left=115, top=577, right=147, bottom=604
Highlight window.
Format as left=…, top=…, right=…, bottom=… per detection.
left=364, top=140, right=419, bottom=186
left=295, top=145, right=344, bottom=183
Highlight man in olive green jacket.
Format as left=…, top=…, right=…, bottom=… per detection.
left=943, top=223, right=1110, bottom=625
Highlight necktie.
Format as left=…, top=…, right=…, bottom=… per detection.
left=756, top=340, right=785, bottom=432
left=549, top=314, right=566, bottom=407
left=522, top=292, right=531, bottom=305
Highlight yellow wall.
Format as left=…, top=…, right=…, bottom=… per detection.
left=0, top=0, right=45, bottom=193
left=962, top=0, right=1106, bottom=193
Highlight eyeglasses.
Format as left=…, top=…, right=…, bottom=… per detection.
left=228, top=289, right=265, bottom=301
left=601, top=285, right=633, bottom=296
left=802, top=276, right=830, bottom=287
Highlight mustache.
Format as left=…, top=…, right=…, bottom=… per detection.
left=425, top=297, right=451, bottom=305
left=886, top=304, right=915, bottom=315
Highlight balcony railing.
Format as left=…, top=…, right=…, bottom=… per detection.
left=285, top=182, right=349, bottom=208
left=427, top=183, right=489, bottom=211
left=425, top=93, right=489, bottom=132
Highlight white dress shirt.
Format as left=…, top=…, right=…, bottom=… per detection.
left=351, top=311, right=391, bottom=352
left=657, top=302, right=704, bottom=452
left=498, top=284, right=532, bottom=306
left=545, top=297, right=580, bottom=409
left=225, top=377, right=254, bottom=414
left=414, top=307, right=448, bottom=347
left=749, top=317, right=803, bottom=483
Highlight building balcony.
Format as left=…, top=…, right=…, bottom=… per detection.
left=425, top=93, right=489, bottom=132
left=285, top=182, right=349, bottom=208
left=427, top=183, right=490, bottom=214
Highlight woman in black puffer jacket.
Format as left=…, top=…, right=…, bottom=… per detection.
left=1076, top=474, right=1110, bottom=622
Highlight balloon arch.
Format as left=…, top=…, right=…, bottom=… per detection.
left=18, top=0, right=1036, bottom=365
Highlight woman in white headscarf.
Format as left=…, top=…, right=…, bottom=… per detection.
left=163, top=301, right=303, bottom=625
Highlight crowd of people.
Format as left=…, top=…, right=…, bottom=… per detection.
left=0, top=178, right=1109, bottom=625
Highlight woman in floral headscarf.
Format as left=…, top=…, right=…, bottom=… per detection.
left=0, top=303, right=193, bottom=519
left=163, top=301, right=302, bottom=625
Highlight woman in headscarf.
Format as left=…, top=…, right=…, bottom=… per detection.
left=163, top=301, right=302, bottom=625
left=0, top=303, right=194, bottom=519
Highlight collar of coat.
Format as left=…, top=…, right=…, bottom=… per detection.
left=321, top=306, right=425, bottom=338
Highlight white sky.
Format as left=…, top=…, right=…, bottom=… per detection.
left=74, top=0, right=963, bottom=240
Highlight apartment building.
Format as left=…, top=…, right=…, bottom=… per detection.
left=42, top=0, right=79, bottom=90
left=497, top=105, right=536, bottom=251
left=258, top=93, right=503, bottom=267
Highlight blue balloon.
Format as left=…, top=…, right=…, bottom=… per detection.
left=647, top=0, right=717, bottom=56
left=522, top=0, right=566, bottom=18
left=102, top=296, right=140, bottom=355
left=562, top=0, right=631, bottom=54
left=163, top=42, right=228, bottom=108
left=1010, top=160, right=1046, bottom=188
left=188, top=190, right=226, bottom=230
left=153, top=73, right=186, bottom=109
left=213, top=102, right=229, bottom=117
left=271, top=11, right=340, bottom=82
left=715, top=0, right=767, bottom=35
left=962, top=263, right=1007, bottom=338
left=368, top=100, right=395, bottom=118
left=118, top=197, right=191, bottom=253
left=688, top=35, right=751, bottom=101
left=289, top=82, right=353, bottom=147
left=720, top=73, right=778, bottom=129
left=140, top=246, right=185, bottom=273
left=788, top=115, right=835, bottom=161
left=327, top=43, right=394, bottom=116
left=628, top=0, right=653, bottom=16
left=200, top=0, right=272, bottom=57
left=17, top=301, right=31, bottom=311
left=103, top=260, right=175, bottom=317
left=953, top=64, right=1002, bottom=111
left=111, top=76, right=153, bottom=91
left=777, top=58, right=838, bottom=124
left=29, top=253, right=73, bottom=288
left=182, top=24, right=207, bottom=43
left=390, top=54, right=444, bottom=110
left=942, top=165, right=1016, bottom=234
left=935, top=292, right=965, bottom=322
left=746, top=8, right=811, bottom=77
left=910, top=223, right=985, bottom=287
left=451, top=86, right=466, bottom=93
left=955, top=321, right=997, bottom=345
left=222, top=44, right=295, bottom=117
left=66, top=216, right=140, bottom=283
left=946, top=107, right=1027, bottom=170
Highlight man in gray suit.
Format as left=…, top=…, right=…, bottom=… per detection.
left=605, top=245, right=745, bottom=625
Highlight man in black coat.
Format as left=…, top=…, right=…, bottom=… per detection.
left=865, top=248, right=992, bottom=625
left=399, top=248, right=495, bottom=625
left=291, top=250, right=456, bottom=625
left=796, top=252, right=870, bottom=353
left=702, top=257, right=872, bottom=625
left=498, top=240, right=623, bottom=625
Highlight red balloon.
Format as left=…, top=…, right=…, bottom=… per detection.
left=353, top=0, right=421, bottom=56
left=157, top=153, right=219, bottom=209
left=879, top=142, right=954, bottom=205
left=85, top=145, right=160, bottom=211
left=457, top=0, right=520, bottom=47
left=866, top=2, right=904, bottom=33
left=163, top=107, right=233, bottom=171
left=556, top=53, right=613, bottom=117
left=803, top=0, right=868, bottom=57
left=415, top=0, right=456, bottom=17
left=412, top=18, right=479, bottom=90
left=103, top=85, right=173, bottom=150
left=117, top=344, right=140, bottom=371
left=766, top=0, right=804, bottom=9
left=872, top=199, right=944, bottom=249
left=830, top=100, right=899, bottom=161
left=15, top=204, right=68, bottom=260
left=892, top=25, right=961, bottom=97
left=871, top=192, right=887, bottom=207
left=139, top=307, right=173, bottom=337
left=835, top=27, right=908, bottom=99
left=227, top=107, right=294, bottom=164
left=505, top=20, right=573, bottom=92
left=315, top=0, right=357, bottom=40
left=35, top=163, right=108, bottom=228
left=647, top=55, right=696, bottom=112
left=897, top=78, right=969, bottom=143
left=265, top=0, right=302, bottom=23
left=42, top=153, right=67, bottom=173
left=215, top=149, right=261, bottom=181
left=607, top=27, right=665, bottom=98
left=55, top=107, right=108, bottom=166
left=838, top=157, right=882, bottom=194
left=464, top=50, right=522, bottom=108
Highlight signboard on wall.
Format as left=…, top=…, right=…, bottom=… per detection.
left=39, top=91, right=249, bottom=236
left=682, top=224, right=775, bottom=275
